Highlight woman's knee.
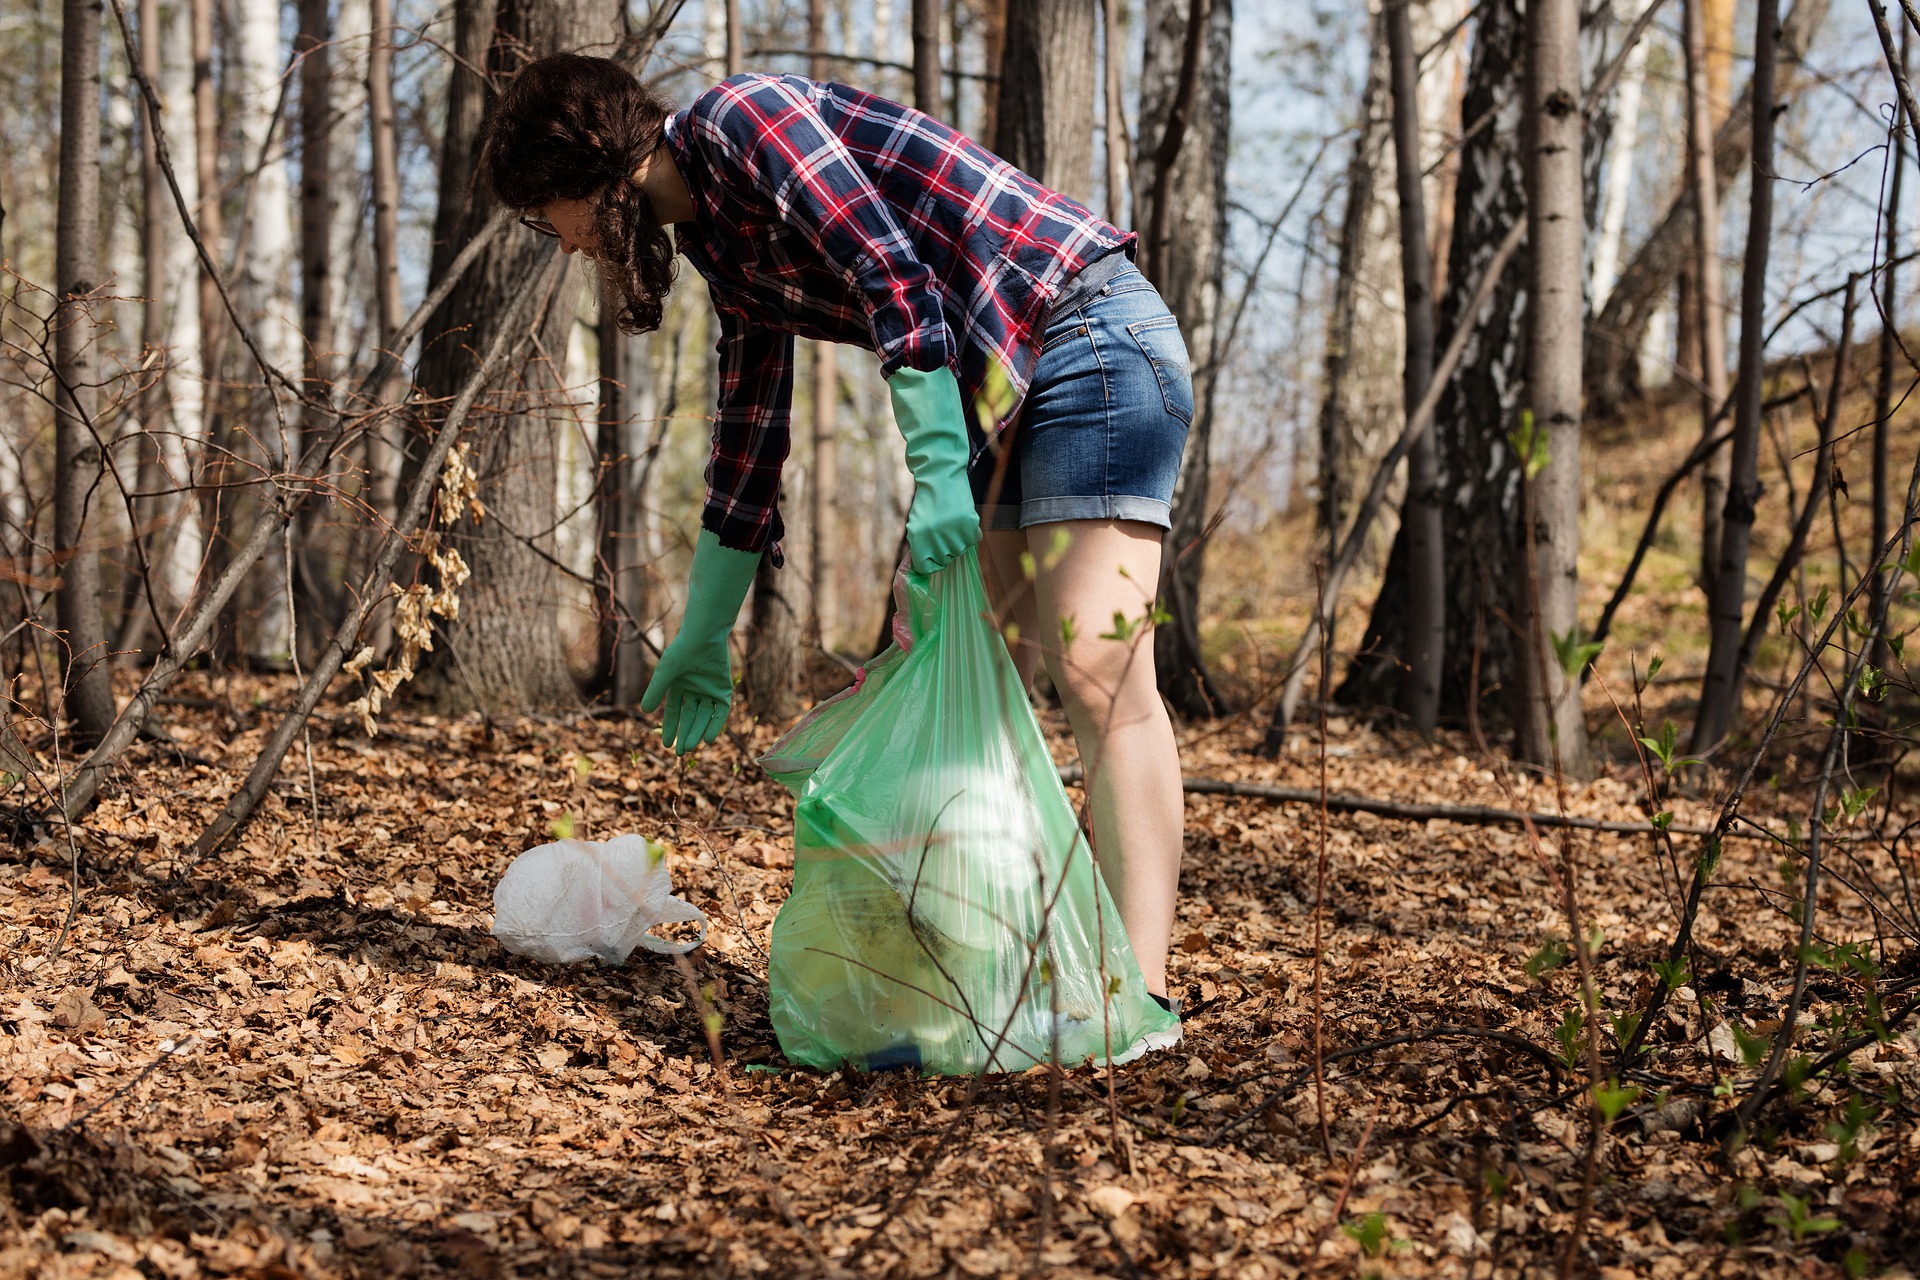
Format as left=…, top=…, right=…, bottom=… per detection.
left=1046, top=633, right=1158, bottom=723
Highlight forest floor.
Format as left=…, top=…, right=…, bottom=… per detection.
left=3, top=666, right=1918, bottom=1279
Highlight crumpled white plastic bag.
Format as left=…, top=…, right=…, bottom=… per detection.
left=491, top=834, right=708, bottom=965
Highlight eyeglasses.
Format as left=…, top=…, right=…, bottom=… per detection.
left=520, top=214, right=561, bottom=239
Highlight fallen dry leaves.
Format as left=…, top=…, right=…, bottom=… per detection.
left=2, top=672, right=1917, bottom=1278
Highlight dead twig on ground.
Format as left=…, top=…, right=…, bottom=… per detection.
left=1058, top=765, right=1778, bottom=838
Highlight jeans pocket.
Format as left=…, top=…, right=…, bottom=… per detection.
left=1126, top=315, right=1195, bottom=424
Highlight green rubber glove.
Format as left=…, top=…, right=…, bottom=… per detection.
left=887, top=365, right=982, bottom=575
left=641, top=529, right=761, bottom=754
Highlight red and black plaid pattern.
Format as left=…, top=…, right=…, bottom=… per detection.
left=664, top=72, right=1133, bottom=552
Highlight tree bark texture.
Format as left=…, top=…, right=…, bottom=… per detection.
left=189, top=0, right=231, bottom=656
left=810, top=343, right=839, bottom=646
left=191, top=0, right=221, bottom=411
left=368, top=0, right=406, bottom=533
left=411, top=0, right=614, bottom=714
left=235, top=0, right=300, bottom=664
left=1315, top=0, right=1468, bottom=563
left=1385, top=0, right=1443, bottom=734
left=1871, top=22, right=1906, bottom=675
left=1137, top=0, right=1209, bottom=285
left=1317, top=11, right=1388, bottom=551
left=156, top=0, right=206, bottom=616
left=993, top=0, right=1097, bottom=203
left=1103, top=0, right=1131, bottom=225
left=298, top=0, right=334, bottom=400
left=129, top=0, right=169, bottom=654
left=1583, top=0, right=1830, bottom=418
left=1337, top=0, right=1529, bottom=726
left=1690, top=0, right=1780, bottom=755
left=56, top=0, right=118, bottom=739
left=1589, top=0, right=1648, bottom=308
left=913, top=0, right=942, bottom=115
left=1684, top=0, right=1731, bottom=595
left=296, top=0, right=337, bottom=664
left=1511, top=0, right=1591, bottom=775
left=1139, top=0, right=1233, bottom=718
left=744, top=502, right=804, bottom=720
left=328, top=0, right=370, bottom=350
left=596, top=282, right=648, bottom=703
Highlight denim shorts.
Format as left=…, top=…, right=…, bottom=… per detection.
left=970, top=262, right=1194, bottom=530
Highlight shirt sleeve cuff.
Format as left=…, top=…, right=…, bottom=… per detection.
left=877, top=329, right=957, bottom=380
left=702, top=506, right=786, bottom=561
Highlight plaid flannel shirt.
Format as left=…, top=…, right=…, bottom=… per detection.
left=663, top=73, right=1134, bottom=553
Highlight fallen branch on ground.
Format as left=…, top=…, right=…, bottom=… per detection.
left=1059, top=764, right=1784, bottom=838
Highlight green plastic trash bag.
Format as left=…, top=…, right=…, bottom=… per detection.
left=759, top=547, right=1179, bottom=1075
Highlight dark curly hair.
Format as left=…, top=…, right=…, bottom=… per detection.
left=482, top=53, right=678, bottom=334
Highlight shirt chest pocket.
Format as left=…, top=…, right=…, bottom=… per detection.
left=749, top=224, right=816, bottom=283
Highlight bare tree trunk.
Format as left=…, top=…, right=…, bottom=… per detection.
left=994, top=0, right=1097, bottom=201
left=329, top=0, right=370, bottom=342
left=368, top=0, right=405, bottom=527
left=726, top=0, right=742, bottom=74
left=190, top=0, right=228, bottom=649
left=1872, top=23, right=1907, bottom=675
left=411, top=0, right=610, bottom=715
left=1509, top=0, right=1590, bottom=775
left=913, top=0, right=942, bottom=114
left=191, top=0, right=220, bottom=403
left=1583, top=0, right=1830, bottom=418
left=57, top=0, right=118, bottom=740
left=1136, top=0, right=1231, bottom=718
left=1137, top=0, right=1208, bottom=283
left=595, top=280, right=647, bottom=702
left=617, top=327, right=671, bottom=704
left=297, top=0, right=333, bottom=394
left=1386, top=0, right=1442, bottom=734
left=1589, top=0, right=1647, bottom=308
left=1691, top=0, right=1779, bottom=755
left=979, top=0, right=1008, bottom=146
left=296, top=0, right=336, bottom=664
left=1684, top=0, right=1731, bottom=596
left=1334, top=0, right=1528, bottom=727
left=1316, top=11, right=1387, bottom=554
left=810, top=340, right=839, bottom=644
left=157, top=0, right=206, bottom=619
left=1102, top=0, right=1131, bottom=224
left=1314, top=0, right=1465, bottom=576
left=124, top=0, right=169, bottom=662
left=947, top=0, right=963, bottom=128
left=236, top=0, right=300, bottom=666
left=745, top=502, right=804, bottom=719
left=361, top=0, right=405, bottom=666
left=1737, top=278, right=1852, bottom=690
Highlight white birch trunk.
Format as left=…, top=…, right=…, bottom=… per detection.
left=330, top=0, right=371, bottom=357
left=236, top=0, right=300, bottom=663
left=107, top=75, right=145, bottom=537
left=1589, top=0, right=1648, bottom=308
left=705, top=0, right=726, bottom=77
left=1514, top=0, right=1592, bottom=773
left=159, top=0, right=207, bottom=616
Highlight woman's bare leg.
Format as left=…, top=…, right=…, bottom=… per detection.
left=1025, top=519, right=1183, bottom=997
